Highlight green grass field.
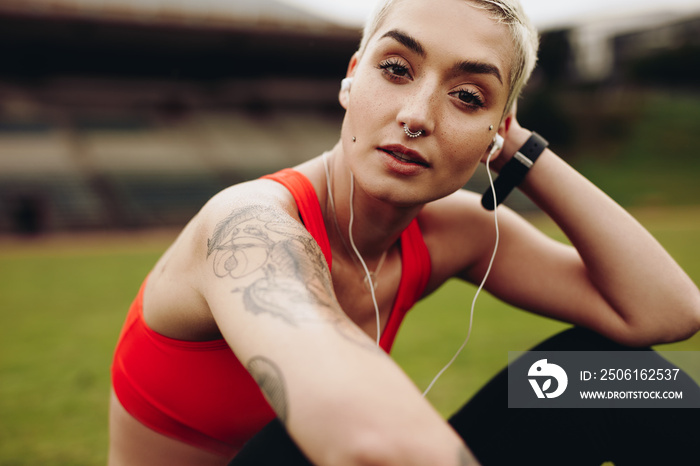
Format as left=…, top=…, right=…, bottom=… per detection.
left=1, top=207, right=700, bottom=465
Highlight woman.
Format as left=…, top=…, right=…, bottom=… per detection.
left=109, top=0, right=700, bottom=465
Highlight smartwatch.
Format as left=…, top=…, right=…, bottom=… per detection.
left=481, top=132, right=548, bottom=210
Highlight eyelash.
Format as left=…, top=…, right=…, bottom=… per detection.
left=377, top=58, right=411, bottom=82
left=451, top=89, right=485, bottom=109
left=377, top=58, right=486, bottom=110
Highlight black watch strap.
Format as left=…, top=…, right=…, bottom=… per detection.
left=481, top=132, right=548, bottom=210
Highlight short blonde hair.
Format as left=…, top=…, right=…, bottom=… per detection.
left=357, top=0, right=539, bottom=117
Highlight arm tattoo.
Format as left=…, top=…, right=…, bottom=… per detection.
left=207, top=205, right=377, bottom=350
left=207, top=205, right=332, bottom=321
left=247, top=356, right=288, bottom=424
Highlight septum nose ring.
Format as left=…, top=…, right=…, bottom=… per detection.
left=403, top=123, right=424, bottom=138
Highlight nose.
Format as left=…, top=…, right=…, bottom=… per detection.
left=396, top=78, right=437, bottom=137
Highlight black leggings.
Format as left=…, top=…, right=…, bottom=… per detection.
left=230, top=328, right=698, bottom=465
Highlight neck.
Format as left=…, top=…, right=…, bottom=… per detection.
left=322, top=148, right=419, bottom=262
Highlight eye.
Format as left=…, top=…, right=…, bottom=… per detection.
left=450, top=88, right=485, bottom=110
left=377, top=58, right=412, bottom=82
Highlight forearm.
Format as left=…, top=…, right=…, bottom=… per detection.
left=276, top=333, right=476, bottom=465
left=514, top=127, right=700, bottom=344
left=226, top=300, right=476, bottom=465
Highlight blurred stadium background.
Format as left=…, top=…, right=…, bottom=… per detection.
left=1, top=2, right=700, bottom=464
left=0, top=0, right=698, bottom=235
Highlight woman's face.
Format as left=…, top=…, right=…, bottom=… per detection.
left=341, top=0, right=513, bottom=206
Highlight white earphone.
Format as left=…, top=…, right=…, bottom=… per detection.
left=341, top=77, right=353, bottom=92
left=491, top=133, right=504, bottom=154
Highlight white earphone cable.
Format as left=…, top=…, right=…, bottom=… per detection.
left=323, top=152, right=382, bottom=347
left=348, top=172, right=383, bottom=346
left=422, top=145, right=501, bottom=397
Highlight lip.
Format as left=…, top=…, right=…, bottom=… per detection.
left=378, top=144, right=430, bottom=168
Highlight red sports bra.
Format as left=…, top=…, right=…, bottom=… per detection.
left=111, top=168, right=432, bottom=456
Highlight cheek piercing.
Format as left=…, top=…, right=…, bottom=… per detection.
left=352, top=136, right=356, bottom=142
left=489, top=125, right=494, bottom=131
left=403, top=123, right=424, bottom=138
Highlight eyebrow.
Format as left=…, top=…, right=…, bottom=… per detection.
left=380, top=29, right=425, bottom=57
left=453, top=60, right=503, bottom=84
left=379, top=28, right=503, bottom=84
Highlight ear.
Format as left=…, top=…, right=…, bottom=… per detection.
left=339, top=53, right=360, bottom=110
left=480, top=110, right=514, bottom=163
left=502, top=104, right=515, bottom=133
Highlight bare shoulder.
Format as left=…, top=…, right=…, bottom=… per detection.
left=419, top=188, right=487, bottom=229
left=200, top=178, right=300, bottom=228
left=197, top=179, right=378, bottom=352
left=194, top=178, right=334, bottom=307
left=200, top=180, right=326, bottom=281
left=142, top=178, right=302, bottom=340
left=418, top=189, right=529, bottom=291
left=184, top=179, right=299, bottom=259
left=417, top=190, right=487, bottom=290
left=156, top=179, right=299, bottom=268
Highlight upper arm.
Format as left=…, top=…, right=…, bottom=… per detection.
left=201, top=200, right=373, bottom=354
left=193, top=191, right=464, bottom=464
left=466, top=206, right=628, bottom=337
left=470, top=209, right=622, bottom=324
left=197, top=194, right=379, bottom=373
left=425, top=191, right=628, bottom=341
